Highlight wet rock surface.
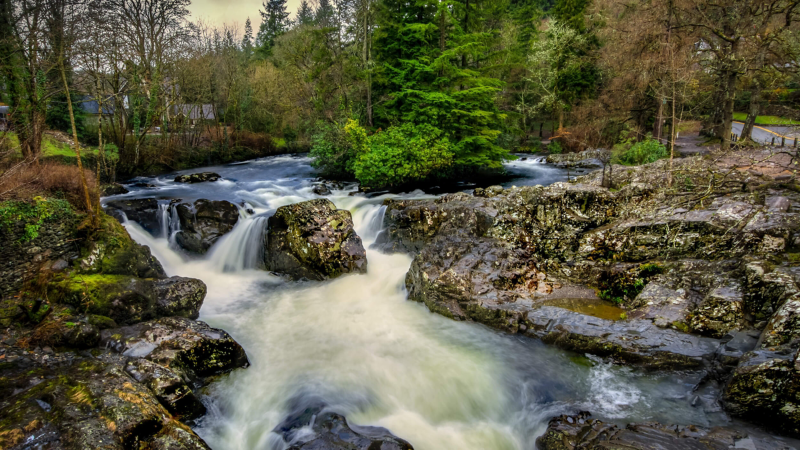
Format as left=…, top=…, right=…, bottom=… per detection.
left=51, top=275, right=206, bottom=325
left=105, top=198, right=161, bottom=235
left=723, top=347, right=800, bottom=437
left=265, top=198, right=368, bottom=280
left=174, top=199, right=240, bottom=253
left=0, top=347, right=214, bottom=450
left=273, top=398, right=414, bottom=450
left=101, top=183, right=130, bottom=196
left=536, top=412, right=795, bottom=450
left=174, top=172, right=221, bottom=183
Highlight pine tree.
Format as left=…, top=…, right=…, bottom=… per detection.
left=296, top=0, right=314, bottom=26
left=373, top=0, right=508, bottom=173
left=256, top=0, right=290, bottom=56
left=552, top=0, right=590, bottom=32
left=242, top=17, right=254, bottom=53
left=314, top=0, right=335, bottom=28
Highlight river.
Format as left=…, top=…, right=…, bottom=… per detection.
left=108, top=154, right=730, bottom=450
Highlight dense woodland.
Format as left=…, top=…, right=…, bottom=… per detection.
left=1, top=0, right=799, bottom=191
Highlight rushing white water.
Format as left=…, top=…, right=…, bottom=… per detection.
left=112, top=155, right=732, bottom=450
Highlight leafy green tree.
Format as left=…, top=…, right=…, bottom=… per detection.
left=355, top=123, right=454, bottom=189
left=524, top=20, right=598, bottom=130
left=257, top=0, right=290, bottom=57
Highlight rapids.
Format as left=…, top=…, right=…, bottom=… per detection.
left=109, top=154, right=731, bottom=450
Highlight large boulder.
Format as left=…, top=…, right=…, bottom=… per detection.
left=174, top=172, right=221, bottom=183
left=101, top=317, right=249, bottom=419
left=105, top=197, right=161, bottom=235
left=273, top=397, right=413, bottom=450
left=0, top=349, right=212, bottom=450
left=265, top=199, right=368, bottom=280
left=51, top=274, right=206, bottom=325
left=174, top=199, right=240, bottom=253
left=79, top=213, right=166, bottom=279
left=723, top=347, right=800, bottom=437
left=535, top=412, right=788, bottom=450
left=101, top=183, right=130, bottom=196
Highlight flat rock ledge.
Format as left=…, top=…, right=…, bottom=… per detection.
left=536, top=412, right=797, bottom=450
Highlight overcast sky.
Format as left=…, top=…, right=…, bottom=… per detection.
left=188, top=0, right=303, bottom=33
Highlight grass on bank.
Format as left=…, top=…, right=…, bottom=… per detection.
left=732, top=113, right=800, bottom=126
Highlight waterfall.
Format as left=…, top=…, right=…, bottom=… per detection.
left=206, top=216, right=269, bottom=272
left=168, top=204, right=182, bottom=245
left=158, top=203, right=171, bottom=239
left=360, top=204, right=387, bottom=244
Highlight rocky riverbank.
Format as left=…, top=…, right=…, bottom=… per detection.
left=376, top=153, right=800, bottom=438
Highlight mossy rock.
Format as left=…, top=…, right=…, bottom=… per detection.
left=79, top=213, right=166, bottom=279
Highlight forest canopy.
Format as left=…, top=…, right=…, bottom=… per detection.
left=1, top=0, right=799, bottom=188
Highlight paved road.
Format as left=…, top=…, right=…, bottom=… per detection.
left=732, top=121, right=797, bottom=146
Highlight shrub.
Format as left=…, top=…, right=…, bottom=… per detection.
left=0, top=162, right=98, bottom=210
left=548, top=140, right=563, bottom=154
left=354, top=123, right=454, bottom=190
left=613, top=136, right=667, bottom=165
left=309, top=121, right=359, bottom=179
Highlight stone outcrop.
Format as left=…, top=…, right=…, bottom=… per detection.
left=0, top=348, right=214, bottom=450
left=51, top=274, right=206, bottom=325
left=535, top=412, right=792, bottom=450
left=265, top=199, right=367, bottom=280
left=101, top=317, right=249, bottom=419
left=273, top=398, right=413, bottom=450
left=723, top=347, right=800, bottom=437
left=174, top=199, right=240, bottom=253
left=174, top=172, right=221, bottom=183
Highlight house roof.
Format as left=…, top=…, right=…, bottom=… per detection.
left=79, top=98, right=114, bottom=115
left=172, top=104, right=215, bottom=121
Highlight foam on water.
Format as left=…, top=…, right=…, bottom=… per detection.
left=113, top=154, right=733, bottom=450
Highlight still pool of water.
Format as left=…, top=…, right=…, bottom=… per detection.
left=110, top=154, right=733, bottom=450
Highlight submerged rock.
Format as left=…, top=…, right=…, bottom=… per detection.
left=535, top=412, right=791, bottom=450
left=174, top=172, right=221, bottom=183
left=273, top=398, right=413, bottom=450
left=174, top=199, right=240, bottom=254
left=265, top=198, right=368, bottom=280
left=101, top=183, right=129, bottom=196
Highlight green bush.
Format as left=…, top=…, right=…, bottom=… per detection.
left=548, top=140, right=563, bottom=154
left=309, top=121, right=358, bottom=179
left=614, top=136, right=668, bottom=165
left=354, top=123, right=454, bottom=190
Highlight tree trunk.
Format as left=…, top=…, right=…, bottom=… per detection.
left=653, top=97, right=663, bottom=140
left=713, top=70, right=738, bottom=150
left=60, top=58, right=96, bottom=226
left=742, top=84, right=761, bottom=142
left=364, top=5, right=373, bottom=127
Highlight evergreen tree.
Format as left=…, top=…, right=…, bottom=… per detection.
left=242, top=17, right=254, bottom=53
left=372, top=0, right=508, bottom=173
left=552, top=0, right=590, bottom=32
left=296, top=0, right=315, bottom=26
left=46, top=93, right=87, bottom=141
left=314, top=0, right=336, bottom=27
left=257, top=0, right=290, bottom=57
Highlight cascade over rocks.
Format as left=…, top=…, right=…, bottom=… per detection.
left=536, top=412, right=792, bottom=450
left=174, top=172, right=221, bottom=183
left=273, top=397, right=414, bottom=450
left=174, top=199, right=240, bottom=253
left=105, top=198, right=162, bottom=235
left=265, top=198, right=367, bottom=280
